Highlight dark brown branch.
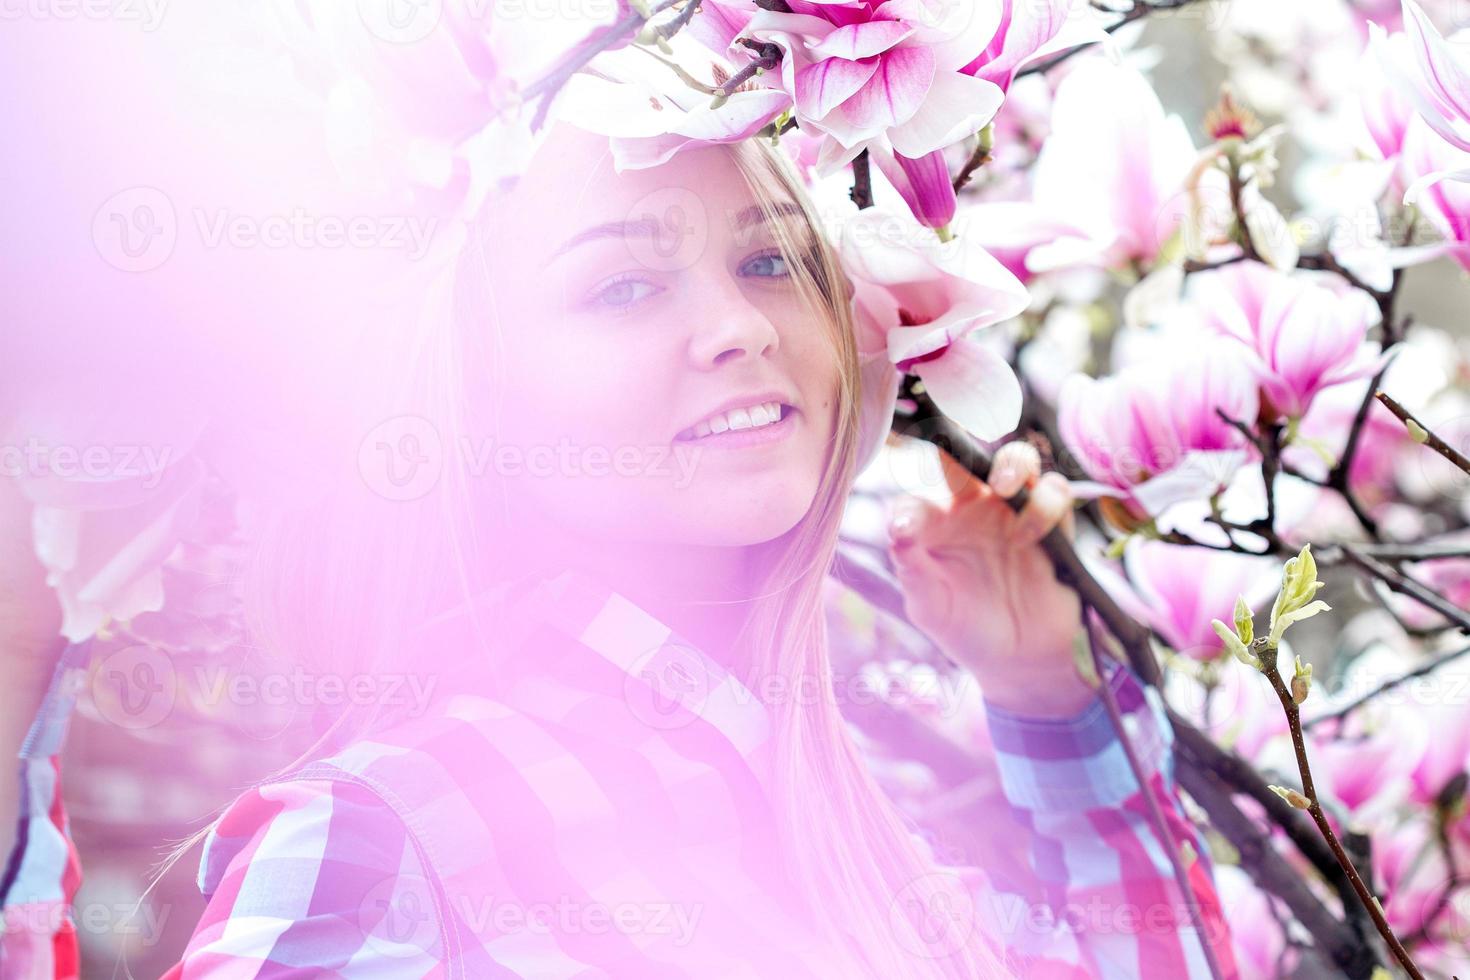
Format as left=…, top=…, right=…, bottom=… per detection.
left=1176, top=766, right=1381, bottom=978
left=849, top=148, right=873, bottom=211
left=1259, top=657, right=1427, bottom=978
left=1377, top=390, right=1470, bottom=477
left=1339, top=545, right=1470, bottom=634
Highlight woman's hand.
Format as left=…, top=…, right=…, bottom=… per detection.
left=886, top=441, right=1096, bottom=719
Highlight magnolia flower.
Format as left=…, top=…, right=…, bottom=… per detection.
left=1361, top=29, right=1418, bottom=169
left=557, top=42, right=793, bottom=171
left=1029, top=60, right=1203, bottom=272
left=714, top=0, right=1007, bottom=170
left=1056, top=338, right=1260, bottom=519
left=1215, top=866, right=1298, bottom=980
left=956, top=0, right=1079, bottom=94
left=1184, top=260, right=1384, bottom=422
left=1385, top=0, right=1470, bottom=156
left=1400, top=116, right=1470, bottom=269
left=842, top=208, right=1030, bottom=441
left=1122, top=540, right=1279, bottom=661
left=268, top=0, right=633, bottom=216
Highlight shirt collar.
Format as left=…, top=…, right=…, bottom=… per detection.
left=522, top=567, right=772, bottom=759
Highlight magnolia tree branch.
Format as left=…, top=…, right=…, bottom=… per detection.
left=1256, top=653, right=1428, bottom=978
left=1340, top=545, right=1470, bottom=634
left=1377, top=390, right=1470, bottom=476
left=1174, top=765, right=1381, bottom=978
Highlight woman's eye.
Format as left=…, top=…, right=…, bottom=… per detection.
left=586, top=275, right=661, bottom=313
left=740, top=250, right=790, bottom=279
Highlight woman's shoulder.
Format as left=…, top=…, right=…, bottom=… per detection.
left=185, top=776, right=447, bottom=972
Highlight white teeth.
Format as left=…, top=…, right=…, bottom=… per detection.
left=684, top=400, right=787, bottom=440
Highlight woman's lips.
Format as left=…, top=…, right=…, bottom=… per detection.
left=673, top=406, right=797, bottom=450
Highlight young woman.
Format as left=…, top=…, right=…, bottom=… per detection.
left=0, top=121, right=1234, bottom=978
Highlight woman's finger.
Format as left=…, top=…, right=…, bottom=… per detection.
left=988, top=441, right=1040, bottom=499
left=887, top=494, right=943, bottom=552
left=936, top=446, right=985, bottom=504
left=1009, top=471, right=1071, bottom=547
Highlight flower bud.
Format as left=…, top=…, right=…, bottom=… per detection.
left=1233, top=595, right=1254, bottom=646
left=1268, top=544, right=1331, bottom=646
left=1212, top=619, right=1259, bottom=670
left=1269, top=785, right=1311, bottom=810
left=1291, top=657, right=1313, bottom=705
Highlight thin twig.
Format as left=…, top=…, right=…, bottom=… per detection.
left=1377, top=390, right=1470, bottom=477
left=1340, top=545, right=1470, bottom=634
left=1176, top=765, right=1382, bottom=978
left=1259, top=656, right=1428, bottom=978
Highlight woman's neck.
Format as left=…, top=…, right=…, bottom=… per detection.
left=502, top=510, right=766, bottom=672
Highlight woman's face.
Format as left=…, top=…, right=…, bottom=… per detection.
left=482, top=125, right=842, bottom=550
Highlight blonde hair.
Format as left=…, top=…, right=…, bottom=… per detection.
left=172, top=134, right=1007, bottom=979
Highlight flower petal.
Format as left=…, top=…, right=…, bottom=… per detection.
left=796, top=56, right=882, bottom=121
left=809, top=20, right=915, bottom=60
left=843, top=44, right=936, bottom=137
left=911, top=337, right=1022, bottom=441
left=887, top=70, right=1004, bottom=158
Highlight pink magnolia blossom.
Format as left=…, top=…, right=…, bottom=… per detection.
left=1030, top=59, right=1204, bottom=272
left=1308, top=708, right=1425, bottom=816
left=1056, top=339, right=1261, bottom=519
left=273, top=0, right=632, bottom=215
left=842, top=208, right=1029, bottom=441
left=6, top=406, right=209, bottom=643
left=1121, top=540, right=1280, bottom=661
left=1374, top=818, right=1454, bottom=940
left=557, top=44, right=792, bottom=171
left=1185, top=260, right=1384, bottom=421
left=1361, top=30, right=1418, bottom=172
left=957, top=0, right=1077, bottom=94
left=1400, top=115, right=1470, bottom=269
left=1214, top=866, right=1298, bottom=980
left=1387, top=0, right=1470, bottom=156
left=699, top=0, right=1007, bottom=172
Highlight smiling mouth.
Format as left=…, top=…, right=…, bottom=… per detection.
left=674, top=401, right=792, bottom=443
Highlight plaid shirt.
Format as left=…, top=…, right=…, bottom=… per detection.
left=2, top=569, right=1235, bottom=978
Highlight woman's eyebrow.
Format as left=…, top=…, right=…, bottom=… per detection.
left=550, top=216, right=661, bottom=263
left=549, top=200, right=806, bottom=262
left=731, top=200, right=804, bottom=231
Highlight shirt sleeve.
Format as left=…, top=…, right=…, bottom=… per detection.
left=981, top=661, right=1238, bottom=980
left=162, top=778, right=450, bottom=979
left=0, top=644, right=87, bottom=980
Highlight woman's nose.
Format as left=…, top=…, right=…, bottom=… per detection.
left=686, top=281, right=781, bottom=369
